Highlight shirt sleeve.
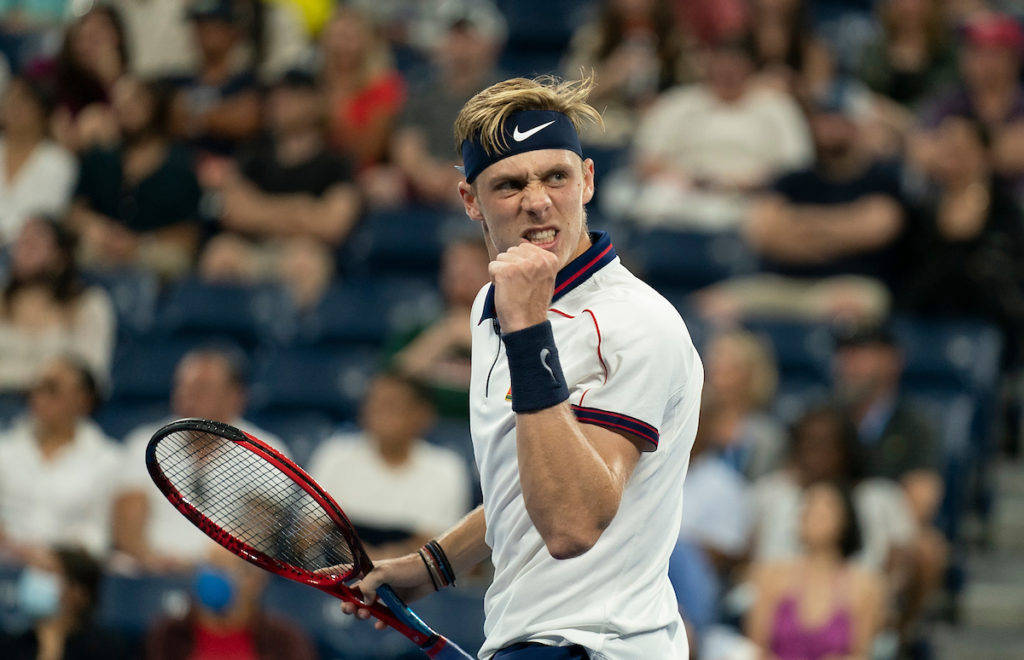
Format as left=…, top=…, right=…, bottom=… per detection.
left=565, top=297, right=697, bottom=451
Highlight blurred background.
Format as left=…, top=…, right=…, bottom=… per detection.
left=0, top=0, right=1023, bottom=658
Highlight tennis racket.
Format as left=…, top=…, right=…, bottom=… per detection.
left=145, top=418, right=474, bottom=659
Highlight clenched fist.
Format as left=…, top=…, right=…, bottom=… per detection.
left=489, top=243, right=561, bottom=332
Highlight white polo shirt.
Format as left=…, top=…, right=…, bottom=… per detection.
left=0, top=419, right=122, bottom=556
left=471, top=232, right=703, bottom=659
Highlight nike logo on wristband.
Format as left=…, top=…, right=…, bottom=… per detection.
left=540, top=348, right=556, bottom=381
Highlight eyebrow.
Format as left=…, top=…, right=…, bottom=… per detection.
left=490, top=165, right=572, bottom=189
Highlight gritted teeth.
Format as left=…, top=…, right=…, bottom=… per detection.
left=526, top=228, right=557, bottom=244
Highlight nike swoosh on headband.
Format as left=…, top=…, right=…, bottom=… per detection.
left=513, top=120, right=557, bottom=142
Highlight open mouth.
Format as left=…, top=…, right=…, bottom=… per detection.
left=523, top=227, right=559, bottom=248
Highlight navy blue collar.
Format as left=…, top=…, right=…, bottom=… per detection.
left=479, top=231, right=617, bottom=325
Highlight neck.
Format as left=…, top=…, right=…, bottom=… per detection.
left=804, top=545, right=843, bottom=568
left=35, top=420, right=76, bottom=452
left=377, top=440, right=413, bottom=467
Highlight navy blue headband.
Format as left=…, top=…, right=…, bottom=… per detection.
left=459, top=110, right=582, bottom=183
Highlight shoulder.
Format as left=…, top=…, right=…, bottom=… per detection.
left=414, top=441, right=466, bottom=473
left=583, top=265, right=693, bottom=347
left=37, top=141, right=75, bottom=168
left=309, top=432, right=365, bottom=469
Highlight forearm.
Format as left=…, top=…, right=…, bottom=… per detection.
left=516, top=405, right=622, bottom=558
left=434, top=506, right=490, bottom=579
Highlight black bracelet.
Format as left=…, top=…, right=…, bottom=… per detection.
left=501, top=321, right=569, bottom=413
left=418, top=548, right=441, bottom=591
left=426, top=540, right=457, bottom=587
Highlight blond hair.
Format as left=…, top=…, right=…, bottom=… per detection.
left=453, top=75, right=604, bottom=156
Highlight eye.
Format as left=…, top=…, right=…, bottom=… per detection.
left=549, top=171, right=568, bottom=183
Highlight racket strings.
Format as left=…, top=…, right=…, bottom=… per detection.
left=154, top=429, right=355, bottom=576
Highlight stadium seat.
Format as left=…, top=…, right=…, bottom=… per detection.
left=108, top=337, right=203, bottom=404
left=96, top=573, right=192, bottom=636
left=0, top=392, right=26, bottom=431
left=743, top=319, right=835, bottom=390
left=893, top=317, right=1003, bottom=397
left=83, top=268, right=159, bottom=336
left=156, top=279, right=296, bottom=349
left=634, top=228, right=756, bottom=293
left=94, top=400, right=169, bottom=442
left=248, top=346, right=380, bottom=422
left=245, top=410, right=337, bottom=468
left=344, top=207, right=449, bottom=278
left=0, top=563, right=25, bottom=631
left=294, top=277, right=441, bottom=348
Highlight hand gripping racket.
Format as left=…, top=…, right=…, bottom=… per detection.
left=145, top=418, right=474, bottom=659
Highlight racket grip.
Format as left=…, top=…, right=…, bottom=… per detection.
left=376, top=584, right=475, bottom=659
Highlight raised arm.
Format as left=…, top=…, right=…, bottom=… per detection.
left=490, top=243, right=642, bottom=559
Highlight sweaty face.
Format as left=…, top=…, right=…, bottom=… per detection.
left=463, top=149, right=595, bottom=268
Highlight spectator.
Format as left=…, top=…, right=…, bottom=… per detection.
left=71, top=76, right=201, bottom=278
left=913, top=13, right=1024, bottom=201
left=308, top=373, right=470, bottom=557
left=146, top=547, right=316, bottom=660
left=746, top=481, right=885, bottom=660
left=198, top=68, right=360, bottom=310
left=701, top=329, right=785, bottom=479
left=320, top=5, right=406, bottom=169
left=749, top=0, right=814, bottom=92
left=832, top=324, right=950, bottom=638
left=0, top=357, right=120, bottom=561
left=115, top=346, right=287, bottom=570
left=751, top=405, right=916, bottom=580
left=0, top=546, right=133, bottom=658
left=378, top=0, right=506, bottom=208
left=168, top=0, right=261, bottom=156
left=698, top=82, right=904, bottom=324
left=30, top=5, right=131, bottom=152
left=0, top=217, right=115, bottom=391
left=670, top=400, right=753, bottom=633
left=562, top=0, right=689, bottom=146
left=900, top=117, right=1024, bottom=350
left=618, top=34, right=812, bottom=231
left=387, top=237, right=490, bottom=418
left=0, top=75, right=76, bottom=245
left=858, top=0, right=957, bottom=110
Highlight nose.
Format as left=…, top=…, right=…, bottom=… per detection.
left=520, top=181, right=552, bottom=219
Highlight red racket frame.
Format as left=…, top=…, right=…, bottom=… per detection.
left=145, top=418, right=439, bottom=647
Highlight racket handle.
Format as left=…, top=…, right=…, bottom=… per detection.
left=376, top=584, right=475, bottom=659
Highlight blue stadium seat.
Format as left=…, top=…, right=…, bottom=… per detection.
left=83, top=268, right=159, bottom=336
left=0, top=393, right=26, bottom=431
left=262, top=577, right=485, bottom=659
left=0, top=563, right=25, bottom=631
left=497, top=0, right=590, bottom=49
left=294, top=277, right=441, bottom=348
left=743, top=319, right=835, bottom=391
left=97, top=574, right=192, bottom=636
left=248, top=346, right=379, bottom=422
left=245, top=410, right=337, bottom=468
left=893, top=317, right=1002, bottom=397
left=108, top=337, right=201, bottom=404
left=94, top=400, right=169, bottom=442
left=344, top=207, right=449, bottom=278
left=635, top=229, right=756, bottom=293
left=157, top=279, right=296, bottom=348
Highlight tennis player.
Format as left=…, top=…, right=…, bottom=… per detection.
left=342, top=76, right=703, bottom=659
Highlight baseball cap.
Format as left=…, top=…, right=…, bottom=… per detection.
left=833, top=321, right=898, bottom=349
left=809, top=79, right=871, bottom=120
left=186, top=0, right=236, bottom=23
left=961, top=13, right=1024, bottom=51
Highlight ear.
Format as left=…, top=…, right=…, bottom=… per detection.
left=581, top=157, right=595, bottom=205
left=458, top=180, right=485, bottom=223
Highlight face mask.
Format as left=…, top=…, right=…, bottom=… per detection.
left=193, top=567, right=235, bottom=615
left=16, top=567, right=61, bottom=620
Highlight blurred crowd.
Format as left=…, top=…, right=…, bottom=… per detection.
left=1, top=0, right=1023, bottom=658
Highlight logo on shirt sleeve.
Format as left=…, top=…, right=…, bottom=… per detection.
left=505, top=387, right=512, bottom=401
